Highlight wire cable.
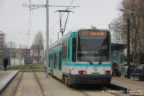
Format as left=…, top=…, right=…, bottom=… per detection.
left=50, top=0, right=75, bottom=33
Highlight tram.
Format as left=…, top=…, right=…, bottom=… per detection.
left=48, top=29, right=112, bottom=86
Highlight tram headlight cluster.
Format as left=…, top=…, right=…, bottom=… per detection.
left=78, top=70, right=86, bottom=75
left=105, top=70, right=110, bottom=75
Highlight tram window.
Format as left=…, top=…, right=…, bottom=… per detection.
left=72, top=38, right=76, bottom=62
left=48, top=56, right=50, bottom=67
left=54, top=53, right=56, bottom=69
left=59, top=52, right=62, bottom=70
left=68, top=39, right=70, bottom=59
left=56, top=53, right=59, bottom=67
left=50, top=55, right=52, bottom=68
left=62, top=40, right=67, bottom=60
left=52, top=54, right=54, bottom=68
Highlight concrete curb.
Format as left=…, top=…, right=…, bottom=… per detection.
left=0, top=70, right=19, bottom=93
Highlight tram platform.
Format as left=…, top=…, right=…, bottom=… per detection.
left=0, top=70, right=19, bottom=93
left=111, top=77, right=144, bottom=95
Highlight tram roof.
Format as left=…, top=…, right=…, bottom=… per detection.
left=78, top=29, right=109, bottom=32
left=49, top=29, right=110, bottom=49
left=49, top=31, right=72, bottom=49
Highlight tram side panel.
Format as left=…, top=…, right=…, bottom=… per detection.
left=48, top=45, right=63, bottom=80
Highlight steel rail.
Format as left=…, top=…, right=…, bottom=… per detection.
left=31, top=66, right=48, bottom=96
left=10, top=68, right=25, bottom=96
left=79, top=90, right=89, bottom=96
left=107, top=91, right=122, bottom=96
left=79, top=85, right=125, bottom=96
left=80, top=89, right=122, bottom=96
left=103, top=86, right=124, bottom=96
left=10, top=66, right=47, bottom=96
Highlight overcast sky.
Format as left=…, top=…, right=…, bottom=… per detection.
left=0, top=0, right=122, bottom=48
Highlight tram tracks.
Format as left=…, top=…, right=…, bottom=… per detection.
left=79, top=90, right=125, bottom=96
left=2, top=67, right=127, bottom=96
left=77, top=85, right=126, bottom=96
left=10, top=66, right=47, bottom=96
left=10, top=71, right=24, bottom=96
left=102, top=86, right=125, bottom=96
left=79, top=90, right=89, bottom=96
left=32, top=68, right=47, bottom=96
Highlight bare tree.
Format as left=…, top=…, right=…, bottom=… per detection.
left=109, top=16, right=127, bottom=44
left=122, top=0, right=144, bottom=64
left=32, top=31, right=44, bottom=64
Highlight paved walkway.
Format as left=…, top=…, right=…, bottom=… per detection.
left=0, top=71, right=6, bottom=76
left=0, top=70, right=19, bottom=93
left=112, top=77, right=144, bottom=89
left=112, top=77, right=144, bottom=95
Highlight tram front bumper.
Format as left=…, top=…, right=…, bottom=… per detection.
left=68, top=74, right=111, bottom=85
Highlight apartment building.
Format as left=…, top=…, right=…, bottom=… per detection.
left=0, top=31, right=6, bottom=59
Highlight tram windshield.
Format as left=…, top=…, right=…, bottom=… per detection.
left=77, top=31, right=110, bottom=62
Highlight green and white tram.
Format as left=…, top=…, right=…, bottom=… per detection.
left=48, top=29, right=112, bottom=86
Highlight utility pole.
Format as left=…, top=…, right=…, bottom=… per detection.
left=19, top=44, right=22, bottom=65
left=10, top=41, right=12, bottom=66
left=126, top=18, right=131, bottom=78
left=46, top=0, right=49, bottom=78
left=127, top=19, right=130, bottom=66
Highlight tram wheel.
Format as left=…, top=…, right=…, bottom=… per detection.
left=64, top=76, right=71, bottom=87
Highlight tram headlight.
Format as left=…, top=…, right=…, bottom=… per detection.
left=105, top=71, right=110, bottom=75
left=82, top=71, right=86, bottom=75
left=78, top=70, right=86, bottom=75
left=105, top=71, right=108, bottom=75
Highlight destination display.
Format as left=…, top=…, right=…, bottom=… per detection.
left=79, top=31, right=106, bottom=36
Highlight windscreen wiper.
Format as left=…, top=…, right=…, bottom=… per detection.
left=98, top=57, right=103, bottom=64
left=88, top=60, right=93, bottom=65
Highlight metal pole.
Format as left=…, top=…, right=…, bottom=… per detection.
left=127, top=18, right=131, bottom=78
left=10, top=41, right=12, bottom=66
left=46, top=0, right=49, bottom=78
left=127, top=18, right=130, bottom=66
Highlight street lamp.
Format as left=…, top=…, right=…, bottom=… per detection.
left=120, top=9, right=135, bottom=15
left=120, top=9, right=132, bottom=66
left=120, top=8, right=138, bottom=64
left=120, top=8, right=139, bottom=78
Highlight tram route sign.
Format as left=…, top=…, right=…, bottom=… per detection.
left=79, top=31, right=106, bottom=36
